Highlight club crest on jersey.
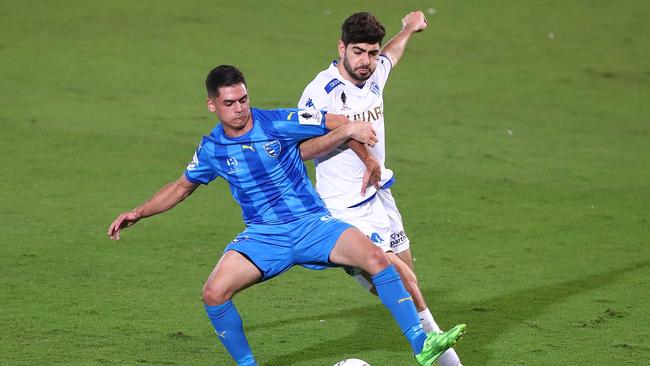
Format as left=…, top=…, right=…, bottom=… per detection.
left=298, top=110, right=322, bottom=126
left=263, top=140, right=282, bottom=158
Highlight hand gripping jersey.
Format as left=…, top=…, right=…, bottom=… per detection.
left=298, top=55, right=394, bottom=209
left=184, top=108, right=329, bottom=225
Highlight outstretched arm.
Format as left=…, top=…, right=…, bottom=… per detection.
left=108, top=175, right=200, bottom=240
left=381, top=11, right=428, bottom=67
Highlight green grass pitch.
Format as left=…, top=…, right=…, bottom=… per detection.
left=1, top=0, right=649, bottom=365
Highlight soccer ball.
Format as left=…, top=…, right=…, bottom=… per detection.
left=334, top=359, right=371, bottom=366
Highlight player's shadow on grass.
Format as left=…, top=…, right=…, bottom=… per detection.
left=251, top=261, right=648, bottom=365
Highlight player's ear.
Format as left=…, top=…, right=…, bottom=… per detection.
left=206, top=97, right=217, bottom=113
left=337, top=40, right=346, bottom=58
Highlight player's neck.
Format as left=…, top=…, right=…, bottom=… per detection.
left=222, top=116, right=253, bottom=138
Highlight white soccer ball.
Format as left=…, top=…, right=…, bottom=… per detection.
left=334, top=359, right=371, bottom=366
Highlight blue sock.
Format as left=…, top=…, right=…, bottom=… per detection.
left=204, top=301, right=257, bottom=366
left=372, top=265, right=427, bottom=354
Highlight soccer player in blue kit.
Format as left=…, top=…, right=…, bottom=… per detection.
left=107, top=65, right=464, bottom=365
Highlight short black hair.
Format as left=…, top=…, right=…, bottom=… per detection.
left=205, top=65, right=246, bottom=98
left=341, top=12, right=386, bottom=46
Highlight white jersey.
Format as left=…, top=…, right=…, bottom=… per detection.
left=298, top=55, right=394, bottom=209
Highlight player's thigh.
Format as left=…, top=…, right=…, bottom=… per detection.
left=203, top=250, right=262, bottom=302
left=378, top=189, right=411, bottom=253
left=329, top=227, right=388, bottom=275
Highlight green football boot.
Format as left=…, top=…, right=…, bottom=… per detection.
left=415, top=324, right=466, bottom=366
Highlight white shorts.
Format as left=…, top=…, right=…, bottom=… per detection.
left=328, top=188, right=410, bottom=254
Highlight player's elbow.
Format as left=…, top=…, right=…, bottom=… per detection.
left=300, top=150, right=315, bottom=161
left=298, top=143, right=320, bottom=161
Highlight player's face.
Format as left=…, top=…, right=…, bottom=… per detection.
left=207, top=83, right=252, bottom=137
left=338, top=41, right=380, bottom=83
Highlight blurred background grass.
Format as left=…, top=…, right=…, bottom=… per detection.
left=1, top=1, right=649, bottom=365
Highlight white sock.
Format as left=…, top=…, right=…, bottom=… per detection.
left=438, top=348, right=462, bottom=366
left=418, top=308, right=441, bottom=333
left=418, top=309, right=463, bottom=366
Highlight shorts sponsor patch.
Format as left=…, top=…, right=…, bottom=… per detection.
left=230, top=235, right=250, bottom=244
left=390, top=230, right=407, bottom=248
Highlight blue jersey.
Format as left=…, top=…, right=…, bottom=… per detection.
left=184, top=108, right=329, bottom=225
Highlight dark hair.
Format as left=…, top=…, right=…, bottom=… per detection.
left=341, top=12, right=386, bottom=46
left=205, top=65, right=246, bottom=98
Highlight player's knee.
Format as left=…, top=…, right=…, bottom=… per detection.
left=202, top=283, right=232, bottom=306
left=365, top=246, right=390, bottom=274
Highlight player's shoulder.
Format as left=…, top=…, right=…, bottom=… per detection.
left=301, top=63, right=342, bottom=108
left=378, top=54, right=393, bottom=68
left=307, top=63, right=346, bottom=93
left=251, top=107, right=296, bottom=123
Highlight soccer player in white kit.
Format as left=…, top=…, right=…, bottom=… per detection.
left=298, top=12, right=463, bottom=366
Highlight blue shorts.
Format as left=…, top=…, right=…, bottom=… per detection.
left=224, top=211, right=352, bottom=281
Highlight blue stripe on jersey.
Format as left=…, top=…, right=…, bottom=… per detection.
left=239, top=141, right=295, bottom=222
left=213, top=144, right=275, bottom=223
left=262, top=121, right=320, bottom=212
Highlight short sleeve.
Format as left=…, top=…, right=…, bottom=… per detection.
left=261, top=108, right=329, bottom=141
left=374, top=54, right=393, bottom=89
left=184, top=138, right=219, bottom=185
left=298, top=80, right=332, bottom=111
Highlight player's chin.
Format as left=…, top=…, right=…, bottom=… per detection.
left=353, top=71, right=372, bottom=81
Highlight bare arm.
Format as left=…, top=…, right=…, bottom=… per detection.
left=304, top=112, right=378, bottom=156
left=381, top=11, right=428, bottom=67
left=300, top=113, right=381, bottom=195
left=108, top=174, right=200, bottom=240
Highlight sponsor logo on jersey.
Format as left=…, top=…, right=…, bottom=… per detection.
left=347, top=103, right=384, bottom=122
left=298, top=111, right=322, bottom=126
left=241, top=144, right=255, bottom=152
left=305, top=98, right=314, bottom=108
left=286, top=111, right=295, bottom=120
left=324, top=78, right=343, bottom=94
left=263, top=140, right=282, bottom=158
left=370, top=232, right=385, bottom=244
